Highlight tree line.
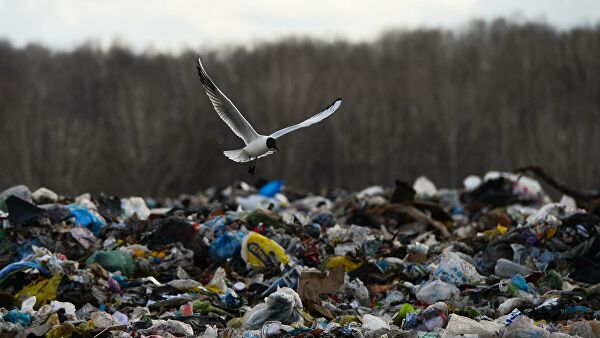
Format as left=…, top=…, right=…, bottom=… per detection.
left=0, top=18, right=598, bottom=196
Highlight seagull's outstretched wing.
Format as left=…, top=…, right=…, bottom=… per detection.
left=197, top=57, right=259, bottom=145
left=269, top=98, right=342, bottom=139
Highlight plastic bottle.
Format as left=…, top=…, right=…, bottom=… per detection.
left=494, top=258, right=534, bottom=278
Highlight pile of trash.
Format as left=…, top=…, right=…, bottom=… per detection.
left=1, top=171, right=600, bottom=337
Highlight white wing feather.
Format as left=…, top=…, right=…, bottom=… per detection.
left=197, top=57, right=259, bottom=145
left=269, top=98, right=342, bottom=139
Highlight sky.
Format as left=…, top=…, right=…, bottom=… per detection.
left=0, top=0, right=599, bottom=52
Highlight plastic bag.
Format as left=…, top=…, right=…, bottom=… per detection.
left=121, top=197, right=150, bottom=220
left=421, top=302, right=449, bottom=331
left=349, top=278, right=370, bottom=307
left=416, top=280, right=459, bottom=303
left=137, top=319, right=195, bottom=336
left=434, top=252, right=482, bottom=285
left=206, top=267, right=228, bottom=294
left=209, top=231, right=244, bottom=262
left=244, top=287, right=303, bottom=329
left=241, top=231, right=289, bottom=268
left=85, top=250, right=136, bottom=276
left=259, top=180, right=283, bottom=197
left=361, top=314, right=390, bottom=330
left=443, top=314, right=502, bottom=338
left=4, top=310, right=32, bottom=327
left=15, top=274, right=62, bottom=306
left=67, top=204, right=106, bottom=236
left=503, top=314, right=550, bottom=338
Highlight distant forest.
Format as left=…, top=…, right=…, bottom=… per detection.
left=0, top=19, right=598, bottom=196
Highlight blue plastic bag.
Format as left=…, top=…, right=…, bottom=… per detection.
left=510, top=274, right=529, bottom=292
left=4, top=310, right=32, bottom=327
left=67, top=204, right=106, bottom=236
left=0, top=261, right=51, bottom=285
left=259, top=180, right=283, bottom=197
left=209, top=232, right=244, bottom=262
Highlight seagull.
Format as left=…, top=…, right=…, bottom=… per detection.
left=196, top=57, right=342, bottom=175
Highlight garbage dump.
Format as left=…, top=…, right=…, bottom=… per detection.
left=0, top=170, right=600, bottom=337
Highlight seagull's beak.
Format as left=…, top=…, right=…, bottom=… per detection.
left=274, top=145, right=280, bottom=151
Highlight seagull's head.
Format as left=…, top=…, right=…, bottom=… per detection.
left=266, top=137, right=279, bottom=151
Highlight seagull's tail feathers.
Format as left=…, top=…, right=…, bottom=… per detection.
left=224, top=149, right=252, bottom=163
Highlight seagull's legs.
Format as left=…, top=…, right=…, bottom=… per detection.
left=248, top=158, right=256, bottom=175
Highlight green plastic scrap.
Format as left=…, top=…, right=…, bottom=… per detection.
left=392, top=303, right=415, bottom=325
left=85, top=250, right=136, bottom=277
left=538, top=270, right=563, bottom=291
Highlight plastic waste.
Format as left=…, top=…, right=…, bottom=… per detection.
left=203, top=324, right=219, bottom=338
left=0, top=261, right=51, bottom=284
left=510, top=274, right=530, bottom=292
left=137, top=319, right=195, bottom=336
left=434, top=251, right=482, bottom=285
left=421, top=302, right=449, bottom=331
left=443, top=314, right=502, bottom=338
left=244, top=287, right=303, bottom=329
left=413, top=176, right=437, bottom=197
left=463, top=175, right=482, bottom=191
left=209, top=231, right=244, bottom=262
left=392, top=303, right=416, bottom=325
left=498, top=298, right=523, bottom=315
left=90, top=311, right=122, bottom=328
left=121, top=197, right=150, bottom=220
left=349, top=278, right=370, bottom=307
left=361, top=314, right=390, bottom=330
left=0, top=173, right=598, bottom=338
left=259, top=180, right=283, bottom=197
left=20, top=296, right=36, bottom=314
left=241, top=231, right=289, bottom=268
left=4, top=310, right=32, bottom=326
left=32, top=187, right=58, bottom=204
left=206, top=267, right=228, bottom=293
left=112, top=311, right=129, bottom=325
left=67, top=204, right=106, bottom=236
left=85, top=250, right=136, bottom=276
left=15, top=274, right=62, bottom=306
left=168, top=279, right=203, bottom=290
left=260, top=266, right=301, bottom=297
left=416, top=280, right=459, bottom=303
left=0, top=185, right=32, bottom=202
left=494, top=258, right=534, bottom=278
left=50, top=301, right=77, bottom=320
left=503, top=314, right=550, bottom=338
left=6, top=195, right=48, bottom=225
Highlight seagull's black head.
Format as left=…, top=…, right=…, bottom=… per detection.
left=266, top=137, right=279, bottom=151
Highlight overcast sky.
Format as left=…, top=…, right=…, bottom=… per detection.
left=0, top=0, right=598, bottom=52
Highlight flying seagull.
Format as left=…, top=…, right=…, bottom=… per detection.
left=196, top=57, right=342, bottom=174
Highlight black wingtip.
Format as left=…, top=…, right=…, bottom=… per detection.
left=336, top=97, right=342, bottom=102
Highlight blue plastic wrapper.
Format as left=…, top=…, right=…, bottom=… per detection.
left=4, top=310, right=32, bottom=327
left=565, top=306, right=592, bottom=315
left=202, top=215, right=235, bottom=238
left=511, top=274, right=529, bottom=292
left=209, top=232, right=244, bottom=262
left=222, top=288, right=241, bottom=308
left=403, top=312, right=420, bottom=329
left=0, top=261, right=51, bottom=284
left=259, top=180, right=283, bottom=197
left=67, top=204, right=106, bottom=236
